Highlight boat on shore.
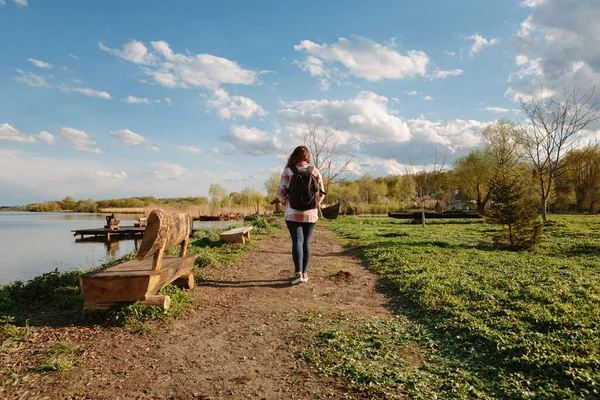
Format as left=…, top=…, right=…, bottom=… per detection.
left=388, top=210, right=482, bottom=219
left=196, top=212, right=242, bottom=222
left=321, top=203, right=341, bottom=219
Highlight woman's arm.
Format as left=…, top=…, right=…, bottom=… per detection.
left=276, top=168, right=290, bottom=204
left=316, top=169, right=326, bottom=204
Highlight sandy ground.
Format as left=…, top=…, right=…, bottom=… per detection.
left=3, top=224, right=394, bottom=399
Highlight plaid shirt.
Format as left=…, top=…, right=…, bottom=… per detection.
left=277, top=161, right=325, bottom=223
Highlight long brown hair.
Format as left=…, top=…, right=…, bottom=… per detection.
left=286, top=146, right=311, bottom=168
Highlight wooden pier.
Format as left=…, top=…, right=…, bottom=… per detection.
left=72, top=226, right=199, bottom=241
left=72, top=226, right=146, bottom=241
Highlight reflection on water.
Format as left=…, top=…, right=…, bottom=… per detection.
left=0, top=212, right=236, bottom=285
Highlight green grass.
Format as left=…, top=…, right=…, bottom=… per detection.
left=108, top=284, right=194, bottom=328
left=308, top=215, right=600, bottom=399
left=36, top=342, right=81, bottom=372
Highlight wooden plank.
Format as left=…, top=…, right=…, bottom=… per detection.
left=80, top=254, right=196, bottom=303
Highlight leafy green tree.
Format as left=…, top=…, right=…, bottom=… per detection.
left=264, top=171, right=280, bottom=201
left=240, top=187, right=264, bottom=214
left=60, top=196, right=76, bottom=210
left=208, top=183, right=227, bottom=211
left=453, top=149, right=494, bottom=213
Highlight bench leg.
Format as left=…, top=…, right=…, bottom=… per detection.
left=174, top=274, right=195, bottom=289
left=179, top=238, right=189, bottom=257
left=152, top=247, right=165, bottom=271
left=138, top=295, right=171, bottom=310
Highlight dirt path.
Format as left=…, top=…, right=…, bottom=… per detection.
left=6, top=225, right=393, bottom=399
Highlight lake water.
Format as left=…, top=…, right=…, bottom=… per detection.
left=0, top=212, right=235, bottom=285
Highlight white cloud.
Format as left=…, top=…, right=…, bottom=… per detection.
left=153, top=162, right=191, bottom=180
left=521, top=0, right=547, bottom=6
left=293, top=56, right=328, bottom=77
left=479, top=106, right=510, bottom=113
left=27, top=58, right=53, bottom=69
left=349, top=156, right=405, bottom=177
left=96, top=170, right=128, bottom=180
left=444, top=50, right=456, bottom=56
left=508, top=0, right=600, bottom=98
left=409, top=118, right=484, bottom=148
left=121, top=95, right=159, bottom=104
left=423, top=95, right=434, bottom=101
left=279, top=91, right=489, bottom=165
left=38, top=131, right=55, bottom=144
left=319, top=79, right=330, bottom=91
left=0, top=149, right=118, bottom=205
left=279, top=91, right=411, bottom=143
left=466, top=34, right=500, bottom=57
left=99, top=40, right=257, bottom=89
left=68, top=53, right=79, bottom=60
left=206, top=89, right=267, bottom=120
left=0, top=123, right=36, bottom=143
left=14, top=69, right=49, bottom=87
left=178, top=145, right=221, bottom=156
left=294, top=35, right=429, bottom=86
left=60, top=127, right=101, bottom=153
left=70, top=87, right=111, bottom=99
left=111, top=129, right=147, bottom=146
left=405, top=90, right=418, bottom=96
left=0, top=148, right=224, bottom=205
left=148, top=146, right=159, bottom=152
left=179, top=145, right=205, bottom=154
left=504, top=86, right=555, bottom=102
left=509, top=57, right=542, bottom=82
left=360, top=117, right=488, bottom=164
left=13, top=0, right=27, bottom=7
left=430, top=68, right=463, bottom=79
left=515, top=55, right=529, bottom=66
left=99, top=40, right=156, bottom=65
left=221, top=126, right=282, bottom=155
left=165, top=97, right=173, bottom=106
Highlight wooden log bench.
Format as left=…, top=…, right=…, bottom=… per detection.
left=219, top=226, right=253, bottom=245
left=80, top=209, right=196, bottom=311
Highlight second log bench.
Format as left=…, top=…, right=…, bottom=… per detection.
left=219, top=226, right=253, bottom=245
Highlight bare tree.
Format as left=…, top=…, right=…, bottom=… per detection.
left=302, top=118, right=357, bottom=200
left=404, top=152, right=446, bottom=228
left=518, top=86, right=600, bottom=222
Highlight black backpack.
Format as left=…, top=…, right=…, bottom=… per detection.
left=288, top=165, right=320, bottom=211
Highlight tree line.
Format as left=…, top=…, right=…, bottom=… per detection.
left=7, top=87, right=598, bottom=222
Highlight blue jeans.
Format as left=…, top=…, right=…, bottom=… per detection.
left=285, top=221, right=316, bottom=274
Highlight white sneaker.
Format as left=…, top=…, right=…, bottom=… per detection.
left=302, top=273, right=309, bottom=283
left=291, top=273, right=303, bottom=285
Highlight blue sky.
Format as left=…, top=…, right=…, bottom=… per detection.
left=0, top=0, right=597, bottom=205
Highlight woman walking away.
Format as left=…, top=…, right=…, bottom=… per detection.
left=277, top=146, right=325, bottom=285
